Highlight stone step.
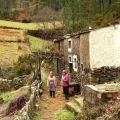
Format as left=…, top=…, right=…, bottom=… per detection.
left=74, top=97, right=84, bottom=107
left=65, top=101, right=82, bottom=114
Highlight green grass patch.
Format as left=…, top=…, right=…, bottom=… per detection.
left=33, top=114, right=43, bottom=120
left=0, top=20, right=62, bottom=30
left=0, top=88, right=29, bottom=103
left=0, top=92, right=13, bottom=103
left=27, top=35, right=52, bottom=51
left=55, top=109, right=75, bottom=120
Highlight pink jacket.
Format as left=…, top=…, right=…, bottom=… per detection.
left=61, top=74, right=69, bottom=87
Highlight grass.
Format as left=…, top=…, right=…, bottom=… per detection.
left=27, top=35, right=52, bottom=51
left=0, top=87, right=29, bottom=103
left=0, top=20, right=62, bottom=30
left=55, top=109, right=75, bottom=120
left=0, top=92, right=13, bottom=103
left=33, top=114, right=43, bottom=120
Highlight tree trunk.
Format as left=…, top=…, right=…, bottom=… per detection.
left=32, top=53, right=42, bottom=82
left=109, top=0, right=112, bottom=5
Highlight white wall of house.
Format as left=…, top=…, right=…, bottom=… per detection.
left=89, top=24, right=120, bottom=69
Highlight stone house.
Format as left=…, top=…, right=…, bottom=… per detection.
left=54, top=31, right=90, bottom=83
left=54, top=24, right=120, bottom=83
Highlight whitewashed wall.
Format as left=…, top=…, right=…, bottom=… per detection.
left=89, top=24, right=120, bottom=69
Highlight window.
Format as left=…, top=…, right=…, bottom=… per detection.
left=69, top=63, right=73, bottom=73
left=68, top=38, right=72, bottom=52
left=68, top=55, right=73, bottom=63
left=81, top=63, right=84, bottom=71
left=73, top=55, right=78, bottom=72
left=69, top=41, right=72, bottom=48
left=74, top=58, right=77, bottom=69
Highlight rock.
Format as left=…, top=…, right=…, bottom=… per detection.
left=74, top=97, right=84, bottom=107
left=65, top=101, right=82, bottom=114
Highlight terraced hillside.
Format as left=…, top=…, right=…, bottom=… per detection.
left=0, top=28, right=30, bottom=66
left=0, top=20, right=63, bottom=30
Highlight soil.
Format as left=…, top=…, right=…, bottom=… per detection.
left=0, top=103, right=15, bottom=120
left=0, top=28, right=22, bottom=36
left=35, top=86, right=75, bottom=120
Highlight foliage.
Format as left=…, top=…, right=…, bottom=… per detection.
left=0, top=0, right=39, bottom=19
left=63, top=0, right=120, bottom=33
left=0, top=92, right=12, bottom=103
left=0, top=97, right=4, bottom=104
left=0, top=0, right=119, bottom=32
left=55, top=109, right=75, bottom=120
left=12, top=54, right=33, bottom=76
left=41, top=68, right=50, bottom=88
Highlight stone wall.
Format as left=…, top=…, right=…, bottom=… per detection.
left=0, top=78, right=12, bottom=91
left=80, top=33, right=90, bottom=69
left=0, top=74, right=32, bottom=91
left=84, top=84, right=120, bottom=105
left=14, top=87, right=36, bottom=120
left=84, top=85, right=100, bottom=105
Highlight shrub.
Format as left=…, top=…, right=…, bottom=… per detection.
left=12, top=54, right=32, bottom=77
left=0, top=97, right=4, bottom=104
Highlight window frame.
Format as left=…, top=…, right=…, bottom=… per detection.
left=73, top=55, right=78, bottom=72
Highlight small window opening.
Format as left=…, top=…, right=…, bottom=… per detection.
left=74, top=58, right=77, bottom=69
left=81, top=64, right=84, bottom=71
left=68, top=41, right=72, bottom=49
left=69, top=63, right=73, bottom=73
left=68, top=38, right=72, bottom=52
left=68, top=55, right=72, bottom=63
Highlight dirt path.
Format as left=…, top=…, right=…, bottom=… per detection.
left=36, top=87, right=73, bottom=120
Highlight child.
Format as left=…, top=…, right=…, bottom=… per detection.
left=47, top=71, right=56, bottom=98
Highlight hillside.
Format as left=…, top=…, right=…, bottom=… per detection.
left=0, top=28, right=30, bottom=66
left=27, top=35, right=52, bottom=51
left=0, top=27, right=53, bottom=66
left=0, top=20, right=63, bottom=30
left=0, top=0, right=41, bottom=21
left=0, top=0, right=120, bottom=33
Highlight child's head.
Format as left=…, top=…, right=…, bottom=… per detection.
left=62, top=70, right=67, bottom=75
left=50, top=71, right=54, bottom=76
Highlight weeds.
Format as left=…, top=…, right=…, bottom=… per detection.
left=55, top=109, right=75, bottom=120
